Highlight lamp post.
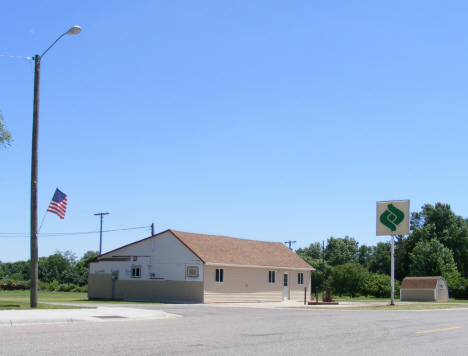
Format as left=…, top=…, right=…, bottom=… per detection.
left=30, top=26, right=81, bottom=308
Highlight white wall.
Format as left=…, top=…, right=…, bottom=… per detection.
left=89, top=231, right=203, bottom=281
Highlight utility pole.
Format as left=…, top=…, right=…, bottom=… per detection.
left=284, top=240, right=296, bottom=250
left=94, top=213, right=109, bottom=255
left=30, top=53, right=40, bottom=309
left=29, top=26, right=81, bottom=309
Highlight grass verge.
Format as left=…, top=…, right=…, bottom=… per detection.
left=0, top=290, right=162, bottom=310
left=0, top=290, right=94, bottom=310
left=337, top=303, right=468, bottom=311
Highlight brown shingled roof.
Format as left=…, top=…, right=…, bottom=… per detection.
left=400, top=277, right=441, bottom=290
left=170, top=230, right=313, bottom=270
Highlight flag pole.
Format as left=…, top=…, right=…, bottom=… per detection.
left=38, top=211, right=48, bottom=234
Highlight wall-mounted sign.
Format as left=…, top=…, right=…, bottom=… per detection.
left=376, top=200, right=410, bottom=236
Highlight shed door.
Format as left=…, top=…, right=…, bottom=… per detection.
left=283, top=272, right=289, bottom=301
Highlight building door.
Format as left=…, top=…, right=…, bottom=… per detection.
left=283, top=272, right=289, bottom=301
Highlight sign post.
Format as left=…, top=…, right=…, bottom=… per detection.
left=376, top=200, right=410, bottom=305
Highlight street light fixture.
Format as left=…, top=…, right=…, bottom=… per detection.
left=30, top=26, right=81, bottom=308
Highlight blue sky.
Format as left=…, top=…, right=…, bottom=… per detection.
left=1, top=1, right=467, bottom=262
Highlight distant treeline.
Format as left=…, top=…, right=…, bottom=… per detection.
left=297, top=203, right=468, bottom=299
left=0, top=250, right=99, bottom=292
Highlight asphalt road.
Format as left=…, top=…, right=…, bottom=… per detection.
left=2, top=304, right=467, bottom=356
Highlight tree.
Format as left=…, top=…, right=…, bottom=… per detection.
left=409, top=239, right=458, bottom=279
left=328, top=263, right=368, bottom=298
left=296, top=242, right=322, bottom=260
left=325, top=236, right=359, bottom=267
left=357, top=244, right=373, bottom=268
left=0, top=110, right=12, bottom=148
left=63, top=251, right=78, bottom=265
left=445, top=274, right=468, bottom=300
left=296, top=243, right=330, bottom=292
left=368, top=242, right=391, bottom=275
left=407, top=203, right=468, bottom=278
left=0, top=250, right=99, bottom=287
left=394, top=236, right=410, bottom=281
left=80, top=251, right=99, bottom=262
left=362, top=273, right=400, bottom=298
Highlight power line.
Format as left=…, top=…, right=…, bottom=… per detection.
left=0, top=54, right=33, bottom=60
left=0, top=225, right=151, bottom=238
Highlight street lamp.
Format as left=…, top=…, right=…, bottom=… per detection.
left=30, top=26, right=81, bottom=308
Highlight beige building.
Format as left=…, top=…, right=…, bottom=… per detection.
left=400, top=276, right=449, bottom=301
left=88, top=229, right=314, bottom=303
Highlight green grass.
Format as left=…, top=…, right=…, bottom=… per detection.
left=0, top=290, right=89, bottom=303
left=0, top=301, right=89, bottom=310
left=315, top=293, right=468, bottom=303
left=333, top=295, right=388, bottom=302
left=312, top=294, right=388, bottom=302
left=307, top=293, right=468, bottom=310
left=0, top=290, right=93, bottom=310
left=0, top=290, right=162, bottom=310
left=331, top=303, right=468, bottom=311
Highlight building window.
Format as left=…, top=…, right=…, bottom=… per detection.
left=133, top=256, right=137, bottom=261
left=298, top=272, right=304, bottom=285
left=440, top=284, right=444, bottom=290
left=215, top=268, right=224, bottom=282
left=131, top=266, right=141, bottom=278
left=187, top=266, right=199, bottom=277
left=269, top=271, right=276, bottom=283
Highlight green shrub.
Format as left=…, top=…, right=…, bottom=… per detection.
left=70, top=285, right=87, bottom=293
left=48, top=280, right=59, bottom=291
left=362, top=273, right=401, bottom=298
left=446, top=274, right=468, bottom=299
left=10, top=273, right=25, bottom=282
left=58, top=283, right=77, bottom=292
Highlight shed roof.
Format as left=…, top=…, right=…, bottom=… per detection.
left=170, top=230, right=313, bottom=269
left=400, top=277, right=443, bottom=290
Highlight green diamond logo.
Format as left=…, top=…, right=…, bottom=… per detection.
left=379, top=203, right=405, bottom=232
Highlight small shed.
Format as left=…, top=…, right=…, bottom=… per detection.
left=400, top=276, right=449, bottom=301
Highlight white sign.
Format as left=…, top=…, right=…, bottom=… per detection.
left=376, top=200, right=410, bottom=236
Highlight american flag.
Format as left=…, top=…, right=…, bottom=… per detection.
left=47, top=188, right=67, bottom=219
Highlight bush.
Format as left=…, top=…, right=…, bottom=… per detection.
left=10, top=273, right=25, bottom=282
left=58, top=283, right=77, bottom=292
left=362, top=273, right=400, bottom=298
left=446, top=274, right=468, bottom=299
left=71, top=285, right=87, bottom=293
left=48, top=280, right=59, bottom=291
left=329, top=263, right=368, bottom=297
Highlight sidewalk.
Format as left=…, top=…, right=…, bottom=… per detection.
left=0, top=300, right=366, bottom=326
left=0, top=306, right=179, bottom=327
left=0, top=300, right=448, bottom=326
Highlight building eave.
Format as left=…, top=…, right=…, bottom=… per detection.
left=204, top=262, right=314, bottom=271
